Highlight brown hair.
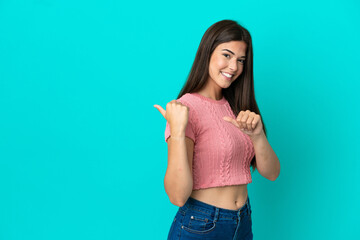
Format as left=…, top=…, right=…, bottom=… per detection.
left=177, top=19, right=267, bottom=172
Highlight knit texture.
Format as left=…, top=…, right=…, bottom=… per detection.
left=165, top=92, right=255, bottom=190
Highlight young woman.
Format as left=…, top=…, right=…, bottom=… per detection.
left=154, top=19, right=280, bottom=240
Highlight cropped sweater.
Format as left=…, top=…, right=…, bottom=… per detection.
left=164, top=92, right=255, bottom=190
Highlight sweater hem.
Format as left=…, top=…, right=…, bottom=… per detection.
left=193, top=181, right=252, bottom=191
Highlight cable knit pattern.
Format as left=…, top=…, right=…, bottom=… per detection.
left=164, top=92, right=255, bottom=190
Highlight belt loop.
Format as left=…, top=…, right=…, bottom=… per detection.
left=213, top=207, right=220, bottom=223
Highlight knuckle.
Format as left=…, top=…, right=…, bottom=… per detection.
left=168, top=100, right=176, bottom=106
left=181, top=104, right=189, bottom=109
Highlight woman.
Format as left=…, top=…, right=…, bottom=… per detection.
left=154, top=19, right=280, bottom=240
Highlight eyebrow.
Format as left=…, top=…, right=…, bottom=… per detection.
left=221, top=49, right=246, bottom=58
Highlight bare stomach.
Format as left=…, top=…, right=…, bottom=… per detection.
left=189, top=184, right=248, bottom=211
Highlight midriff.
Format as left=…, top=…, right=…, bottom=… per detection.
left=189, top=184, right=248, bottom=210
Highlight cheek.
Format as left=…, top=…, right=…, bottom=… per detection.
left=237, top=65, right=244, bottom=75
left=209, top=56, right=227, bottom=77
left=209, top=59, right=223, bottom=75
left=216, top=58, right=227, bottom=69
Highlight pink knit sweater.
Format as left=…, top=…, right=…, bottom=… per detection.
left=165, top=92, right=255, bottom=190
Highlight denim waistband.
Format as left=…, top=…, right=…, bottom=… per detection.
left=180, top=195, right=251, bottom=220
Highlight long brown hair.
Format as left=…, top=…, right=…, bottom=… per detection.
left=177, top=19, right=267, bottom=172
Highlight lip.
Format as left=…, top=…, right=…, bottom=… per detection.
left=221, top=71, right=235, bottom=75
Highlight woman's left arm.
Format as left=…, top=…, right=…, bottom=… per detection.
left=250, top=132, right=280, bottom=181
left=223, top=110, right=280, bottom=181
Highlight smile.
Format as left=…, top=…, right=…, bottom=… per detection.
left=221, top=71, right=233, bottom=80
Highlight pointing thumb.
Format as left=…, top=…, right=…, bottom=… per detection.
left=154, top=104, right=166, bottom=119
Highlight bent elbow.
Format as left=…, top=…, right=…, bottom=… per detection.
left=168, top=190, right=191, bottom=207
left=170, top=197, right=187, bottom=207
left=269, top=175, right=277, bottom=181
left=269, top=170, right=280, bottom=181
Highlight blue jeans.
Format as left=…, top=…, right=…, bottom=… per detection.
left=167, top=196, right=253, bottom=239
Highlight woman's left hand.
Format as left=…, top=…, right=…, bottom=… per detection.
left=223, top=110, right=264, bottom=140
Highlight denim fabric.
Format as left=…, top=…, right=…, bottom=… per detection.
left=167, top=196, right=253, bottom=240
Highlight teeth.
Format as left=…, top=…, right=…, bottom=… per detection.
left=221, top=72, right=233, bottom=78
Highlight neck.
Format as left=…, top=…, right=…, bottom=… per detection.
left=196, top=89, right=223, bottom=101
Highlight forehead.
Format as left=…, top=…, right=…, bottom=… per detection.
left=215, top=41, right=247, bottom=55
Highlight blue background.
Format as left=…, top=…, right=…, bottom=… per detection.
left=1, top=0, right=359, bottom=239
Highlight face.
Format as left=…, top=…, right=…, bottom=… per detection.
left=207, top=41, right=247, bottom=90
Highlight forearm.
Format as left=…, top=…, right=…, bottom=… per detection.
left=164, top=135, right=193, bottom=206
left=250, top=132, right=280, bottom=181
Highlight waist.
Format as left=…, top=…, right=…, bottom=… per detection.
left=190, top=184, right=248, bottom=210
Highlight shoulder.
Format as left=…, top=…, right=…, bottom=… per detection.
left=176, top=93, right=200, bottom=107
left=176, top=93, right=201, bottom=123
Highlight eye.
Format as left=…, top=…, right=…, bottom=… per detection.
left=238, top=59, right=245, bottom=64
left=222, top=54, right=230, bottom=58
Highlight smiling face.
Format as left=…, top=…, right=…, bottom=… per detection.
left=207, top=41, right=247, bottom=91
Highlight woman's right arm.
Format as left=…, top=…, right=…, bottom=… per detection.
left=153, top=100, right=195, bottom=207
left=164, top=135, right=194, bottom=207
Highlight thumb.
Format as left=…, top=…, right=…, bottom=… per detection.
left=223, top=116, right=240, bottom=128
left=153, top=104, right=166, bottom=118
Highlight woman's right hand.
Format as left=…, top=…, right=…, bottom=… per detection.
left=154, top=100, right=189, bottom=136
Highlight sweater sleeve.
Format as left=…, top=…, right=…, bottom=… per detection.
left=164, top=98, right=197, bottom=143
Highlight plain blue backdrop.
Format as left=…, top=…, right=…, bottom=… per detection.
left=1, top=0, right=359, bottom=239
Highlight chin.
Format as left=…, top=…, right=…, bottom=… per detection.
left=221, top=84, right=231, bottom=89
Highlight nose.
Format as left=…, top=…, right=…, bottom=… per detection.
left=229, top=59, right=238, bottom=72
